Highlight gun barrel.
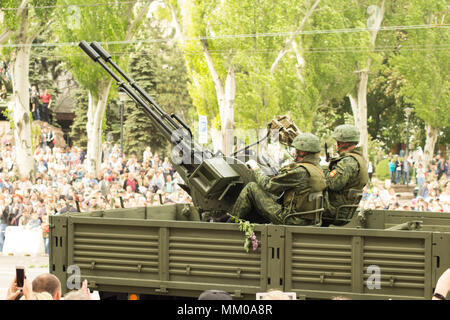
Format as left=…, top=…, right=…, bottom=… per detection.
left=79, top=41, right=208, bottom=175
left=79, top=40, right=101, bottom=62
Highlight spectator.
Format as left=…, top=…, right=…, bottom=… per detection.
left=198, top=290, right=232, bottom=300
left=437, top=157, right=447, bottom=181
left=395, top=156, right=403, bottom=184
left=432, top=268, right=449, bottom=300
left=123, top=172, right=139, bottom=193
left=257, top=290, right=293, bottom=300
left=388, top=158, right=396, bottom=184
left=98, top=173, right=110, bottom=197
left=417, top=197, right=430, bottom=212
left=40, top=89, right=52, bottom=123
left=419, top=181, right=430, bottom=199
left=18, top=206, right=31, bottom=226
left=5, top=194, right=24, bottom=226
left=32, top=273, right=62, bottom=300
left=368, top=161, right=374, bottom=183
left=402, top=156, right=411, bottom=185
left=26, top=212, right=42, bottom=229
left=30, top=86, right=40, bottom=120
left=416, top=163, right=426, bottom=193
left=6, top=276, right=33, bottom=300
left=143, top=146, right=153, bottom=163
left=46, top=129, right=56, bottom=150
left=63, top=279, right=92, bottom=300
left=0, top=84, right=7, bottom=101
left=41, top=214, right=50, bottom=255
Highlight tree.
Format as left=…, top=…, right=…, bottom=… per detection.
left=0, top=0, right=57, bottom=180
left=390, top=0, right=449, bottom=167
left=69, top=88, right=88, bottom=149
left=165, top=0, right=324, bottom=154
left=123, top=22, right=193, bottom=158
left=55, top=0, right=151, bottom=175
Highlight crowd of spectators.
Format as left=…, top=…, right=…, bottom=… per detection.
left=0, top=138, right=192, bottom=256
left=362, top=152, right=449, bottom=212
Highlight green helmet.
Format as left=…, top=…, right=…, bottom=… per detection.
left=332, top=124, right=360, bottom=143
left=291, top=133, right=321, bottom=153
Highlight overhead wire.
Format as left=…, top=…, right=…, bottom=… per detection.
left=26, top=43, right=450, bottom=59
left=0, top=0, right=141, bottom=10
left=1, top=24, right=448, bottom=48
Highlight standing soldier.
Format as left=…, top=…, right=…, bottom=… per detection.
left=323, top=124, right=368, bottom=226
left=230, top=133, right=326, bottom=226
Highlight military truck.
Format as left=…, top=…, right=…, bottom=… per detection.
left=50, top=205, right=449, bottom=300
left=48, top=42, right=450, bottom=300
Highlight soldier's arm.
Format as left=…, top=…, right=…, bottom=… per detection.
left=326, top=157, right=359, bottom=191
left=254, top=167, right=309, bottom=196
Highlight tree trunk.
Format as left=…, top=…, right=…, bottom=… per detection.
left=10, top=7, right=35, bottom=181
left=423, top=123, right=439, bottom=169
left=201, top=40, right=236, bottom=155
left=347, top=1, right=385, bottom=162
left=221, top=66, right=236, bottom=155
left=86, top=81, right=112, bottom=175
left=348, top=63, right=369, bottom=161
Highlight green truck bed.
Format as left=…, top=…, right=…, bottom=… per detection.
left=49, top=204, right=449, bottom=300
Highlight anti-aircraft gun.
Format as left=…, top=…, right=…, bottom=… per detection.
left=79, top=41, right=282, bottom=221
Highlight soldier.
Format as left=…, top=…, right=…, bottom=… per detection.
left=323, top=124, right=369, bottom=225
left=230, top=133, right=326, bottom=226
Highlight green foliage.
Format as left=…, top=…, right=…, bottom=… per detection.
left=123, top=21, right=193, bottom=157
left=390, top=0, right=449, bottom=131
left=228, top=214, right=259, bottom=253
left=69, top=89, right=88, bottom=149
left=0, top=0, right=21, bottom=31
left=1, top=106, right=14, bottom=129
left=29, top=35, right=64, bottom=96
left=374, top=158, right=389, bottom=181
left=366, top=62, right=413, bottom=149
left=104, top=99, right=121, bottom=145
left=54, top=0, right=132, bottom=97
left=31, top=122, right=41, bottom=152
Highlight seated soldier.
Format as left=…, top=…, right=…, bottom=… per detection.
left=230, top=133, right=326, bottom=226
left=323, top=124, right=369, bottom=225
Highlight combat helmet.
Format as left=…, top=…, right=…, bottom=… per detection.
left=332, top=124, right=360, bottom=143
left=291, top=132, right=321, bottom=153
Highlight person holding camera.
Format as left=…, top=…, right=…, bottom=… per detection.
left=6, top=269, right=62, bottom=300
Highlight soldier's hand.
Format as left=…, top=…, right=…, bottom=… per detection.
left=246, top=159, right=260, bottom=171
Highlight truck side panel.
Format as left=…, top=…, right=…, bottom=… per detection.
left=283, top=227, right=433, bottom=299
left=63, top=216, right=266, bottom=298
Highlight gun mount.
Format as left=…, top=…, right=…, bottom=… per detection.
left=80, top=41, right=279, bottom=220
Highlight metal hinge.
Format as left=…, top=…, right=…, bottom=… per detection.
left=155, top=286, right=168, bottom=293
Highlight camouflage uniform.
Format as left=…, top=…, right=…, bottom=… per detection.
left=323, top=125, right=369, bottom=224
left=231, top=133, right=326, bottom=226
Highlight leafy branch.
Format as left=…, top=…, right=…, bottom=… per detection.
left=227, top=213, right=259, bottom=253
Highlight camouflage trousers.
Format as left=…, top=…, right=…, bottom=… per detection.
left=230, top=182, right=313, bottom=226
